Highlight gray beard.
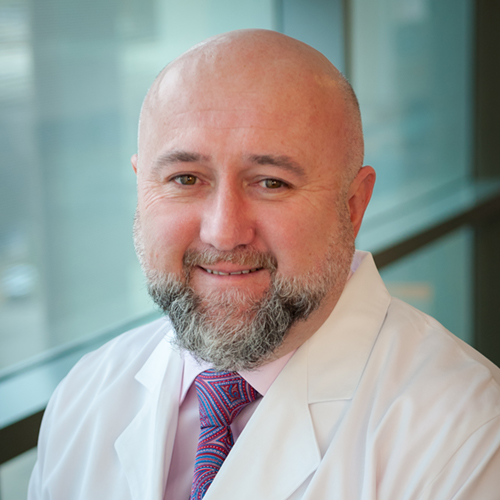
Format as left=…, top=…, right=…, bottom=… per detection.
left=134, top=213, right=354, bottom=371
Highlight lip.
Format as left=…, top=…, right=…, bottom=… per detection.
left=198, top=265, right=264, bottom=276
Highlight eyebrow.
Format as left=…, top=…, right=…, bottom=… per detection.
left=153, top=150, right=210, bottom=171
left=247, top=154, right=306, bottom=177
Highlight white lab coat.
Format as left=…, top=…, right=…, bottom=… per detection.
left=28, top=252, right=500, bottom=499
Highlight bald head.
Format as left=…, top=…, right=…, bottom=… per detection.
left=138, top=29, right=364, bottom=184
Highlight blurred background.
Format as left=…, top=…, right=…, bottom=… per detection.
left=0, top=0, right=499, bottom=497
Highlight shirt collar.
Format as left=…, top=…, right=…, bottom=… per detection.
left=180, top=349, right=295, bottom=403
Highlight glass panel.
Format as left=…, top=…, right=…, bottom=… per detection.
left=0, top=0, right=276, bottom=371
left=282, top=0, right=345, bottom=71
left=350, top=0, right=474, bottom=211
left=0, top=448, right=37, bottom=500
left=380, top=227, right=473, bottom=345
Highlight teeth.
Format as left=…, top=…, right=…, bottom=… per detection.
left=205, top=268, right=261, bottom=275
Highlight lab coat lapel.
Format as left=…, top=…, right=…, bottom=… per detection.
left=204, top=342, right=321, bottom=500
left=115, top=337, right=183, bottom=500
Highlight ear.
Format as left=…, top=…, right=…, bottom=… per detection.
left=131, top=154, right=138, bottom=174
left=347, top=166, right=376, bottom=238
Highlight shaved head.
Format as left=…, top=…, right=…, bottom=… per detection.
left=138, top=29, right=363, bottom=186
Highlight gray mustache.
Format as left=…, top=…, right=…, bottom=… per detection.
left=183, top=249, right=278, bottom=272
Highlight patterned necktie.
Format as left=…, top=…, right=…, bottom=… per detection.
left=190, top=369, right=261, bottom=500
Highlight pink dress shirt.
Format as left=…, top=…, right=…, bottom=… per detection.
left=163, top=350, right=296, bottom=499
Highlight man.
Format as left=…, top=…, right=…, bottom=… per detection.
left=29, top=29, right=500, bottom=499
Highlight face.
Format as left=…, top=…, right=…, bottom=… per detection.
left=132, top=59, right=373, bottom=369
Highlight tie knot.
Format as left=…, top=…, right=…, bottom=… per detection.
left=194, top=369, right=261, bottom=429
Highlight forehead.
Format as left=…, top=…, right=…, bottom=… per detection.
left=140, top=59, right=349, bottom=172
left=168, top=61, right=331, bottom=108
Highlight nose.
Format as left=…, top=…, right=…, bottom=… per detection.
left=199, top=187, right=255, bottom=251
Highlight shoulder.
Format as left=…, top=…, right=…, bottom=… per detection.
left=45, top=317, right=177, bottom=416
left=381, top=296, right=500, bottom=388
left=30, top=318, right=181, bottom=498
left=36, top=317, right=181, bottom=454
left=370, top=298, right=500, bottom=452
left=78, top=317, right=174, bottom=370
left=364, top=298, right=500, bottom=495
left=66, top=318, right=173, bottom=381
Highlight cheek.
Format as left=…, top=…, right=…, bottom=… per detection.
left=257, top=204, right=339, bottom=275
left=139, top=201, right=201, bottom=271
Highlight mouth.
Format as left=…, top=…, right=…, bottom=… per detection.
left=200, top=266, right=264, bottom=276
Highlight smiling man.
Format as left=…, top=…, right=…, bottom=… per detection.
left=29, top=30, right=500, bottom=500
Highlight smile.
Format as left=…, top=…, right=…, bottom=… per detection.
left=202, top=267, right=263, bottom=276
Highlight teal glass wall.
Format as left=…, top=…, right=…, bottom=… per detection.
left=350, top=0, right=474, bottom=212
left=0, top=449, right=36, bottom=499
left=380, top=227, right=474, bottom=344
left=351, top=0, right=476, bottom=347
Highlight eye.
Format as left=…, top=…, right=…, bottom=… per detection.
left=173, top=174, right=198, bottom=185
left=260, top=178, right=287, bottom=189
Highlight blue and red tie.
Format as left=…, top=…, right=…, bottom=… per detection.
left=190, top=369, right=261, bottom=500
